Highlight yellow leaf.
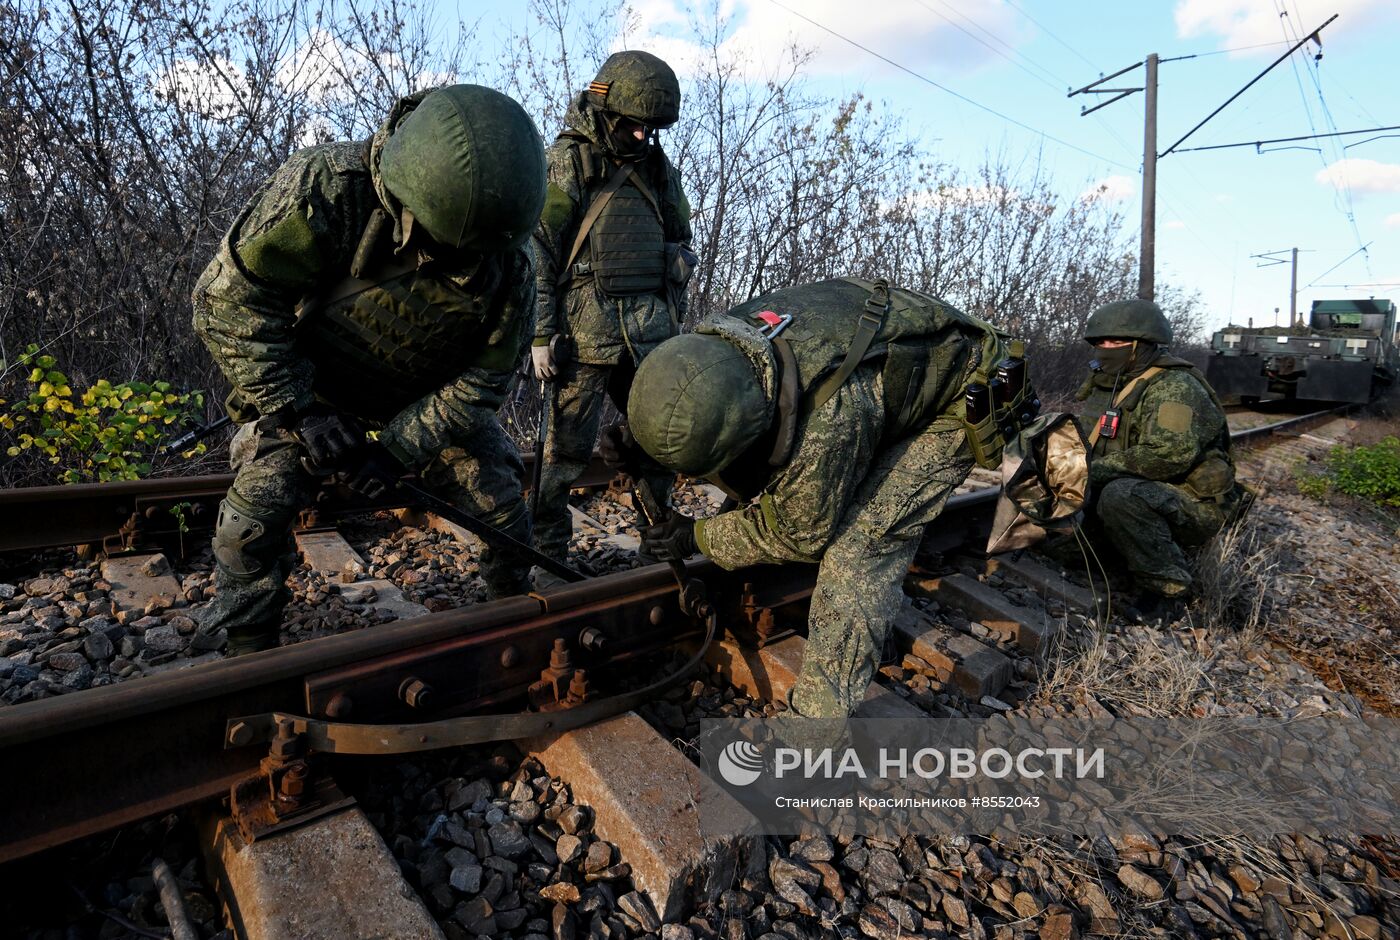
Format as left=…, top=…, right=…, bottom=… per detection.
left=38, top=382, right=53, bottom=396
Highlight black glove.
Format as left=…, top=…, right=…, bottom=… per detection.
left=599, top=423, right=642, bottom=472
left=338, top=442, right=406, bottom=499
left=639, top=513, right=697, bottom=561
left=293, top=408, right=362, bottom=469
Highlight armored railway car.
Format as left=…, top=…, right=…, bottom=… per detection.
left=1206, top=298, right=1397, bottom=404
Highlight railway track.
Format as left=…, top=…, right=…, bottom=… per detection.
left=0, top=402, right=1381, bottom=938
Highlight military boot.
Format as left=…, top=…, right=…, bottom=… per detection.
left=225, top=624, right=280, bottom=656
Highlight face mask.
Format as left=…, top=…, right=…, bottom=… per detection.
left=602, top=112, right=649, bottom=159
left=1092, top=344, right=1137, bottom=376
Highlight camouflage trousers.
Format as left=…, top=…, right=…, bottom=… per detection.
left=791, top=425, right=974, bottom=719
left=533, top=357, right=674, bottom=562
left=204, top=415, right=532, bottom=648
left=1092, top=477, right=1231, bottom=597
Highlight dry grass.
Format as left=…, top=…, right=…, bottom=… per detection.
left=1033, top=626, right=1210, bottom=718
left=1190, top=515, right=1281, bottom=641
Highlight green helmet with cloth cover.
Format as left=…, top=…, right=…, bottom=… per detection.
left=629, top=332, right=771, bottom=478
left=586, top=50, right=682, bottom=129
left=1084, top=298, right=1173, bottom=345
left=378, top=84, right=546, bottom=253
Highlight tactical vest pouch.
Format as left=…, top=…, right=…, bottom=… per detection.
left=957, top=336, right=1039, bottom=470
left=665, top=242, right=697, bottom=287
left=1183, top=454, right=1235, bottom=500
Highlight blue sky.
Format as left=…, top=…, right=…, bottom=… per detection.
left=462, top=0, right=1399, bottom=334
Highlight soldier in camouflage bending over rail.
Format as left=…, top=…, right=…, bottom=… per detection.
left=193, top=85, right=546, bottom=654
left=623, top=278, right=1034, bottom=719
left=1074, top=299, right=1250, bottom=623
left=529, top=51, right=696, bottom=580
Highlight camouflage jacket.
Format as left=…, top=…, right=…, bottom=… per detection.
left=531, top=99, right=691, bottom=365
left=193, top=130, right=534, bottom=469
left=1075, top=353, right=1231, bottom=492
left=693, top=363, right=889, bottom=568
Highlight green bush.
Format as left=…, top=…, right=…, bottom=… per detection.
left=1, top=344, right=206, bottom=483
left=1327, top=436, right=1400, bottom=507
left=1296, top=436, right=1400, bottom=508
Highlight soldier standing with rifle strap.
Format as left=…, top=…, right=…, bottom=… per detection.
left=529, top=50, right=697, bottom=584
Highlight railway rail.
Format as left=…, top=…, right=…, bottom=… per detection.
left=0, top=403, right=1357, bottom=873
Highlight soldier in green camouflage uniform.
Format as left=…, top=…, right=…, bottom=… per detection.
left=193, top=85, right=546, bottom=654
left=1074, top=299, right=1246, bottom=619
left=626, top=278, right=1021, bottom=719
left=530, top=51, right=694, bottom=570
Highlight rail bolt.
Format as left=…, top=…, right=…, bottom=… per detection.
left=579, top=627, right=607, bottom=652
left=325, top=692, right=354, bottom=720
left=500, top=645, right=521, bottom=669
left=399, top=676, right=435, bottom=710
left=548, top=637, right=573, bottom=670
left=649, top=605, right=665, bottom=626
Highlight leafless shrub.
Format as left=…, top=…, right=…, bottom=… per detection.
left=2, top=0, right=1206, bottom=477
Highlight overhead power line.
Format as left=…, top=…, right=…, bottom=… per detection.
left=1303, top=242, right=1373, bottom=290
left=1159, top=14, right=1338, bottom=158
left=763, top=0, right=1132, bottom=168
left=1167, top=124, right=1400, bottom=154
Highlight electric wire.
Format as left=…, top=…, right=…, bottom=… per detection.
left=910, top=0, right=1063, bottom=91
left=1278, top=0, right=1371, bottom=274
left=763, top=0, right=1133, bottom=169
left=1302, top=242, right=1375, bottom=290
left=1000, top=0, right=1100, bottom=71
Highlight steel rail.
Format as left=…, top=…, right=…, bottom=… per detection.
left=0, top=561, right=703, bottom=865
left=0, top=405, right=1358, bottom=865
left=0, top=454, right=620, bottom=554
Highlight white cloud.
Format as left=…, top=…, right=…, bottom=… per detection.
left=1175, top=0, right=1398, bottom=53
left=1165, top=220, right=1186, bottom=230
left=1079, top=175, right=1135, bottom=203
left=1315, top=158, right=1400, bottom=194
left=625, top=0, right=1020, bottom=78
left=1386, top=212, right=1400, bottom=229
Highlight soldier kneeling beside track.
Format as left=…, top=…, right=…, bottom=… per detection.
left=1072, top=299, right=1251, bottom=623
left=192, top=85, right=546, bottom=654
left=624, top=278, right=1035, bottom=720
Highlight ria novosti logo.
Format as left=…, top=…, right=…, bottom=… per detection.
left=717, top=740, right=765, bottom=786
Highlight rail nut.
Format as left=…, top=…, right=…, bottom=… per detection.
left=279, top=762, right=309, bottom=799
left=399, top=676, right=435, bottom=710
left=579, top=627, right=607, bottom=652
left=228, top=720, right=255, bottom=747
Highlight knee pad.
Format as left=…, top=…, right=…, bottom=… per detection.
left=213, top=493, right=282, bottom=580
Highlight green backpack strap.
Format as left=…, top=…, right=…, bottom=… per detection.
left=807, top=279, right=890, bottom=412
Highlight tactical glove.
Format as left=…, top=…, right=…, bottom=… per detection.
left=339, top=442, right=406, bottom=500
left=293, top=409, right=363, bottom=469
left=598, top=423, right=643, bottom=472
left=639, top=513, right=697, bottom=561
left=531, top=341, right=557, bottom=381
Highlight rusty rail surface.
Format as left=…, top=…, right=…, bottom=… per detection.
left=0, top=561, right=703, bottom=865
left=0, top=455, right=620, bottom=554
left=0, top=406, right=1356, bottom=865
